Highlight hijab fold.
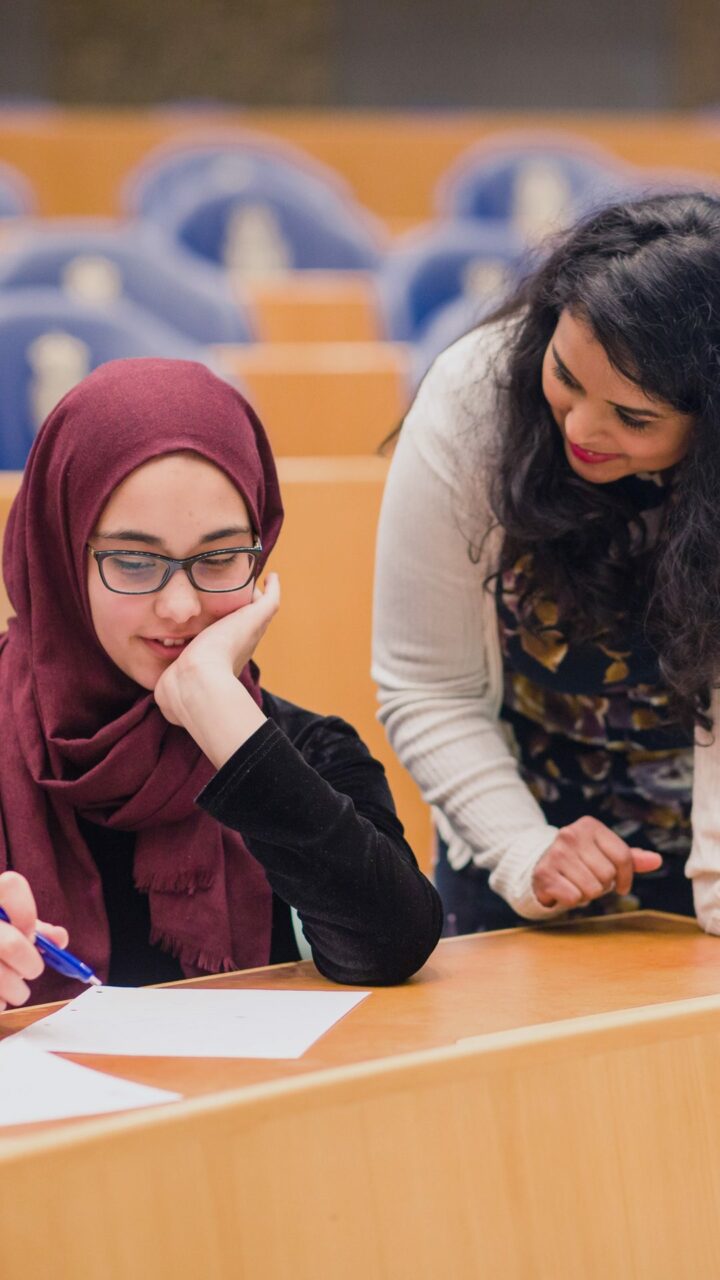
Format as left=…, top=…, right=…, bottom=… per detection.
left=0, top=358, right=283, bottom=1002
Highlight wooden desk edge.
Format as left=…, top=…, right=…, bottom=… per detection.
left=3, top=964, right=719, bottom=1166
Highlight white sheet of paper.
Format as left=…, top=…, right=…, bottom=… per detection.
left=14, top=985, right=370, bottom=1059
left=0, top=1040, right=181, bottom=1127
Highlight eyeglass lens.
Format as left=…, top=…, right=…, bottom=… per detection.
left=100, top=551, right=256, bottom=593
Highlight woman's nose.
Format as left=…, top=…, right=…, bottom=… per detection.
left=153, top=569, right=202, bottom=621
left=564, top=401, right=603, bottom=444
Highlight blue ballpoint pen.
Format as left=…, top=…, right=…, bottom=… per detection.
left=0, top=906, right=101, bottom=987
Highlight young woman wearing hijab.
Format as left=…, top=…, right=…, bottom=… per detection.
left=373, top=191, right=720, bottom=936
left=0, top=357, right=442, bottom=1009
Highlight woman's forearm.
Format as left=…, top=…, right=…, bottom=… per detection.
left=170, top=668, right=266, bottom=769
left=197, top=721, right=443, bottom=984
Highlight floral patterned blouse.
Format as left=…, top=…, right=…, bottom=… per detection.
left=496, top=472, right=693, bottom=859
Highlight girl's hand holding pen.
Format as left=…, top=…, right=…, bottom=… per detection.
left=0, top=871, right=68, bottom=1010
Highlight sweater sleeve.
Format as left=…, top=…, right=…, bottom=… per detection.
left=196, top=715, right=443, bottom=985
left=372, top=328, right=562, bottom=921
left=684, top=685, right=720, bottom=935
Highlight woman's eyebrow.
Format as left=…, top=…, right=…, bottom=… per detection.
left=608, top=399, right=663, bottom=419
left=551, top=344, right=663, bottom=419
left=551, top=345, right=579, bottom=385
left=199, top=525, right=253, bottom=544
left=93, top=525, right=254, bottom=545
left=93, top=529, right=160, bottom=545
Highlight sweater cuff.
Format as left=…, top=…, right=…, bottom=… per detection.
left=487, top=825, right=566, bottom=921
left=686, top=871, right=720, bottom=937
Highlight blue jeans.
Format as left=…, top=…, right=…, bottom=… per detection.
left=434, top=836, right=695, bottom=937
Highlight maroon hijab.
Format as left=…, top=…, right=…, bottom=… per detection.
left=0, top=358, right=283, bottom=1002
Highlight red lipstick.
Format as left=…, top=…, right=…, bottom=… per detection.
left=568, top=441, right=622, bottom=465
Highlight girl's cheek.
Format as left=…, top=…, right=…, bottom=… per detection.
left=206, top=587, right=255, bottom=621
left=99, top=596, right=147, bottom=636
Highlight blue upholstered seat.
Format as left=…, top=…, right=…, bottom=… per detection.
left=0, top=222, right=252, bottom=346
left=376, top=219, right=525, bottom=343
left=0, top=288, right=208, bottom=469
left=160, top=177, right=385, bottom=273
left=123, top=138, right=359, bottom=223
left=0, top=161, right=35, bottom=218
left=436, top=134, right=636, bottom=241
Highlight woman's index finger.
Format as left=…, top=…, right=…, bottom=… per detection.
left=0, top=871, right=38, bottom=937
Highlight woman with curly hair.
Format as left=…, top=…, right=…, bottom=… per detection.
left=373, top=191, right=720, bottom=934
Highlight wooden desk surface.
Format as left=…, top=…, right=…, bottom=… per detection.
left=0, top=910, right=717, bottom=1142
left=3, top=911, right=720, bottom=1280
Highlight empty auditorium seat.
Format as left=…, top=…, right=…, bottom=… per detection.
left=159, top=173, right=386, bottom=275
left=376, top=218, right=525, bottom=342
left=436, top=132, right=637, bottom=243
left=0, top=289, right=207, bottom=468
left=0, top=221, right=252, bottom=345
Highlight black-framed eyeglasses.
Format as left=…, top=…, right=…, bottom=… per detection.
left=87, top=542, right=263, bottom=595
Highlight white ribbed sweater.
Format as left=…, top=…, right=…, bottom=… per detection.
left=372, top=324, right=720, bottom=933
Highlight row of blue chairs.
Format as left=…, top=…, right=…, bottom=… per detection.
left=0, top=223, right=251, bottom=346
left=0, top=216, right=522, bottom=342
left=0, top=135, right=707, bottom=350
left=0, top=129, right=659, bottom=231
left=0, top=133, right=714, bottom=469
left=0, top=267, right=499, bottom=469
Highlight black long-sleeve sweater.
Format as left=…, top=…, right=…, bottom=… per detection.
left=80, top=691, right=442, bottom=987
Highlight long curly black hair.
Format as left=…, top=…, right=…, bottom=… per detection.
left=484, top=191, right=720, bottom=731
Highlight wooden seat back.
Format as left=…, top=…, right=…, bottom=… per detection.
left=214, top=342, right=410, bottom=456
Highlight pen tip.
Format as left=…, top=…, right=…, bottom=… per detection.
left=87, top=975, right=102, bottom=987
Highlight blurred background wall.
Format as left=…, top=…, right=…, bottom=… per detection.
left=0, top=0, right=717, bottom=110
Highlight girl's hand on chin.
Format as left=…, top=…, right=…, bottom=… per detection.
left=154, top=573, right=280, bottom=727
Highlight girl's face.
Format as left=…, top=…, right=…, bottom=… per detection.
left=541, top=310, right=694, bottom=483
left=87, top=453, right=256, bottom=690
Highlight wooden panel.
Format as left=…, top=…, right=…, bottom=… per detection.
left=215, top=342, right=410, bottom=456
left=1, top=916, right=720, bottom=1280
left=239, top=272, right=383, bottom=343
left=265, top=457, right=431, bottom=864
left=3, top=1004, right=720, bottom=1280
